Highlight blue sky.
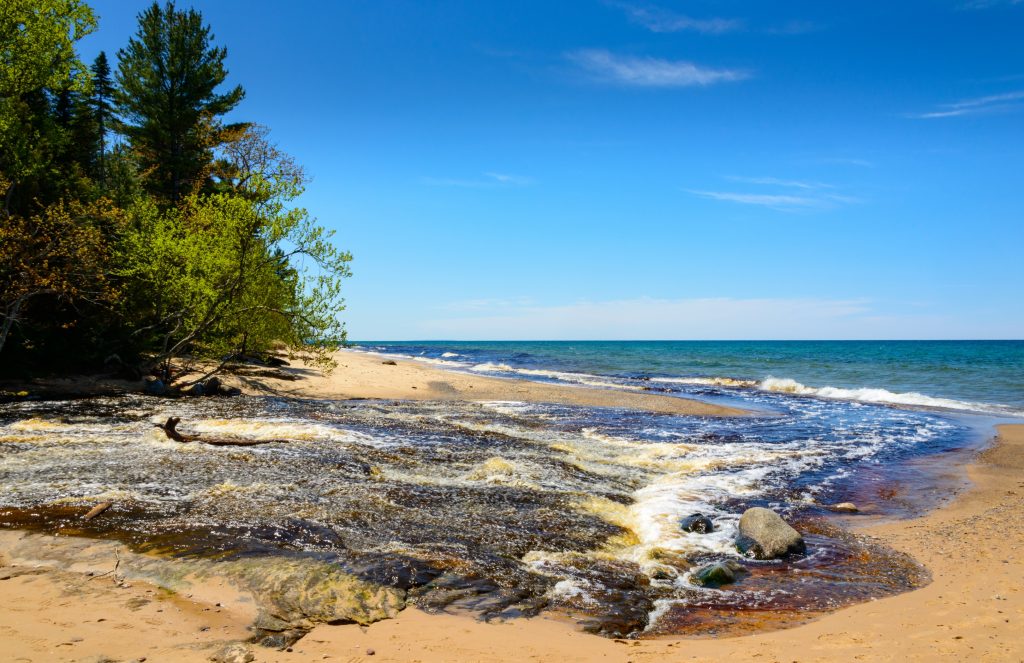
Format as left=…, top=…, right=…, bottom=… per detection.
left=79, top=1, right=1024, bottom=339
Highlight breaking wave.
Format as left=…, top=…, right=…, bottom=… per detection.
left=757, top=377, right=1024, bottom=416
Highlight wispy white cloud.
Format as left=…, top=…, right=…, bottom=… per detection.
left=725, top=176, right=833, bottom=190
left=609, top=2, right=742, bottom=34
left=484, top=172, right=533, bottom=185
left=687, top=190, right=823, bottom=209
left=961, top=0, right=1022, bottom=8
left=568, top=49, right=749, bottom=88
left=688, top=174, right=859, bottom=211
left=907, top=90, right=1024, bottom=119
left=607, top=2, right=819, bottom=35
left=421, top=172, right=534, bottom=188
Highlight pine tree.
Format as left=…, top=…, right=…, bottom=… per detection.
left=114, top=1, right=245, bottom=203
left=90, top=51, right=115, bottom=186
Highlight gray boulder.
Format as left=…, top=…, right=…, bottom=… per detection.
left=829, top=502, right=859, bottom=513
left=736, top=507, right=806, bottom=559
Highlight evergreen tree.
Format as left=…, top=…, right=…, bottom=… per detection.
left=90, top=51, right=115, bottom=186
left=114, top=1, right=245, bottom=203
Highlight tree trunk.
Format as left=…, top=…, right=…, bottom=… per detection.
left=0, top=297, right=24, bottom=357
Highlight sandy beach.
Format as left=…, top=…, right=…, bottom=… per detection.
left=0, top=355, right=1021, bottom=662
left=235, top=348, right=748, bottom=417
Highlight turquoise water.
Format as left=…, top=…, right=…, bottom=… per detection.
left=357, top=340, right=1024, bottom=416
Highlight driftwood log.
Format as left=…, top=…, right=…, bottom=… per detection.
left=155, top=416, right=277, bottom=447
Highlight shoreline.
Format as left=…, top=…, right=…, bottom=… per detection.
left=236, top=348, right=750, bottom=417
left=0, top=356, right=1021, bottom=660
left=1, top=348, right=748, bottom=417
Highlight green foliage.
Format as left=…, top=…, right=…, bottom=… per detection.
left=0, top=0, right=352, bottom=379
left=119, top=193, right=351, bottom=374
left=0, top=0, right=96, bottom=108
left=0, top=0, right=97, bottom=210
left=115, top=1, right=245, bottom=203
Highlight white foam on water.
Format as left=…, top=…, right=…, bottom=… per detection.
left=469, top=363, right=644, bottom=391
left=758, top=376, right=1023, bottom=416
left=650, top=376, right=758, bottom=388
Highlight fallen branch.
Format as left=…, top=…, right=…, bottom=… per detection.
left=82, top=501, right=113, bottom=522
left=88, top=547, right=121, bottom=584
left=154, top=416, right=277, bottom=446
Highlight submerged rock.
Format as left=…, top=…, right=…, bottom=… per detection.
left=225, top=558, right=406, bottom=630
left=736, top=507, right=806, bottom=560
left=210, top=643, right=254, bottom=663
left=829, top=502, right=859, bottom=513
left=691, top=560, right=746, bottom=588
left=679, top=513, right=714, bottom=533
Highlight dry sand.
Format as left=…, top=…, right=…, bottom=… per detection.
left=1, top=353, right=1021, bottom=662
left=237, top=348, right=747, bottom=417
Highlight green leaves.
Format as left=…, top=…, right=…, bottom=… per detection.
left=119, top=192, right=352, bottom=373
left=0, top=0, right=97, bottom=101
left=0, top=0, right=97, bottom=208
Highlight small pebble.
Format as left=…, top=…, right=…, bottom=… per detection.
left=367, top=648, right=375, bottom=656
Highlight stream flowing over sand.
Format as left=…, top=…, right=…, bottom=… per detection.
left=0, top=375, right=976, bottom=636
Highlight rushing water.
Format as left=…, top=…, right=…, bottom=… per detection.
left=0, top=340, right=1020, bottom=637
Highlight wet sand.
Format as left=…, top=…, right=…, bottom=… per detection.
left=238, top=348, right=748, bottom=417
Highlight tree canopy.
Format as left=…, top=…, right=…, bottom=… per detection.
left=0, top=0, right=351, bottom=381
